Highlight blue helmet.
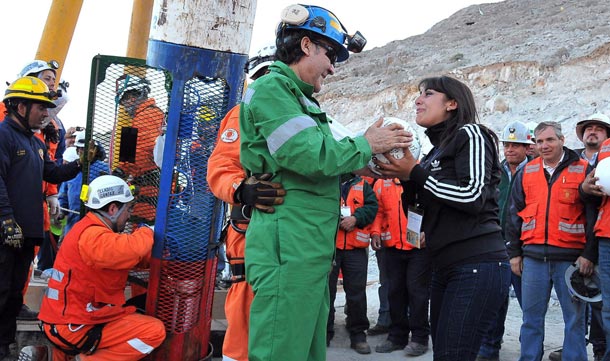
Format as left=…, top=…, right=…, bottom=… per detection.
left=277, top=4, right=366, bottom=63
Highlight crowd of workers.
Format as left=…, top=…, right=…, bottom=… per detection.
left=1, top=3, right=610, bottom=361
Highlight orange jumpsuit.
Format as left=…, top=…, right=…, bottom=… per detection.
left=38, top=213, right=165, bottom=360
left=206, top=105, right=252, bottom=361
left=113, top=99, right=164, bottom=222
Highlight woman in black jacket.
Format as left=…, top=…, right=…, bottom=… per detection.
left=377, top=76, right=510, bottom=361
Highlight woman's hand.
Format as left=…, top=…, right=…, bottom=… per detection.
left=374, top=148, right=418, bottom=181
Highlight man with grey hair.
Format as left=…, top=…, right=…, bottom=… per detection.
left=507, top=121, right=597, bottom=360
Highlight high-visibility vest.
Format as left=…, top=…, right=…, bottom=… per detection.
left=519, top=157, right=588, bottom=248
left=371, top=179, right=415, bottom=251
left=336, top=179, right=371, bottom=250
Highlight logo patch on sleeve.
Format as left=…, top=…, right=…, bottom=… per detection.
left=221, top=128, right=239, bottom=143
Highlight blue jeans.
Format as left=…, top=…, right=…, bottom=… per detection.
left=598, top=238, right=610, bottom=361
left=431, top=261, right=510, bottom=361
left=520, top=257, right=586, bottom=361
left=478, top=270, right=523, bottom=358
left=375, top=248, right=391, bottom=327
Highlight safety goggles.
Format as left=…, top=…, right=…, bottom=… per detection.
left=311, top=40, right=338, bottom=66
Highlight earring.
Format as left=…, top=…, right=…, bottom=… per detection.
left=446, top=108, right=451, bottom=111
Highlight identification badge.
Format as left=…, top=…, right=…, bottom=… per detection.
left=407, top=206, right=424, bottom=248
left=340, top=206, right=351, bottom=218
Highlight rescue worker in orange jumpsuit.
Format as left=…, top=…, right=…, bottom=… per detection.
left=38, top=175, right=165, bottom=361
left=326, top=174, right=377, bottom=354
left=370, top=178, right=431, bottom=356
left=113, top=75, right=164, bottom=223
left=206, top=44, right=284, bottom=361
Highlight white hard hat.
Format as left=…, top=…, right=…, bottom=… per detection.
left=116, top=75, right=150, bottom=103
left=84, top=175, right=134, bottom=210
left=500, top=121, right=534, bottom=144
left=18, top=60, right=59, bottom=78
left=565, top=263, right=602, bottom=304
left=576, top=113, right=610, bottom=142
left=368, top=117, right=422, bottom=175
left=595, top=156, right=610, bottom=196
left=525, top=121, right=538, bottom=140
left=62, top=146, right=79, bottom=163
left=74, top=131, right=86, bottom=148
left=247, top=43, right=276, bottom=79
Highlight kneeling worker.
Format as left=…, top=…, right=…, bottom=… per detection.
left=38, top=175, right=165, bottom=360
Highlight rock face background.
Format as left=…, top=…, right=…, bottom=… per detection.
left=318, top=0, right=610, bottom=151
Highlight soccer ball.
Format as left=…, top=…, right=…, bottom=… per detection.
left=368, top=117, right=421, bottom=175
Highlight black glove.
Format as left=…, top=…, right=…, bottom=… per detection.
left=1, top=217, right=24, bottom=249
left=234, top=173, right=286, bottom=214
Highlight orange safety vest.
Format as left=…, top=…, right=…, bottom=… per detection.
left=371, top=178, right=414, bottom=251
left=518, top=157, right=588, bottom=249
left=38, top=213, right=153, bottom=325
left=594, top=139, right=610, bottom=238
left=336, top=179, right=371, bottom=250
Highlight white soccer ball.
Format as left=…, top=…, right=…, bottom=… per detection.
left=595, top=157, right=610, bottom=196
left=367, top=117, right=421, bottom=175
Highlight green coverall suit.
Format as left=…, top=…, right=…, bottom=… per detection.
left=239, top=61, right=372, bottom=361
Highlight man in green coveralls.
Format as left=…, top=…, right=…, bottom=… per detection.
left=239, top=4, right=412, bottom=361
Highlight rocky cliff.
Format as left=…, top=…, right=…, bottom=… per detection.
left=319, top=0, right=610, bottom=150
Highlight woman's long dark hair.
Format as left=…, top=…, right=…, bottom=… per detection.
left=419, top=76, right=498, bottom=149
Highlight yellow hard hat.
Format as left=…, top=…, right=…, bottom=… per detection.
left=3, top=76, right=57, bottom=108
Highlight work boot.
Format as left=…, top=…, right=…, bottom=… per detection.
left=350, top=341, right=372, bottom=354
left=367, top=324, right=389, bottom=336
left=18, top=345, right=51, bottom=361
left=404, top=341, right=429, bottom=356
left=375, top=340, right=405, bottom=353
left=548, top=348, right=561, bottom=361
left=17, top=305, right=39, bottom=320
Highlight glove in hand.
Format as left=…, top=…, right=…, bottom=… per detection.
left=235, top=173, right=286, bottom=214
left=47, top=195, right=60, bottom=216
left=1, top=218, right=24, bottom=249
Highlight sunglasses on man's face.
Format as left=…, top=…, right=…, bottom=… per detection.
left=311, top=40, right=338, bottom=66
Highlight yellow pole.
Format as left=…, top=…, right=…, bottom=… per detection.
left=35, top=0, right=84, bottom=82
left=126, top=0, right=154, bottom=59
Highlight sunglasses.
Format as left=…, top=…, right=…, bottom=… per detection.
left=311, top=40, right=338, bottom=66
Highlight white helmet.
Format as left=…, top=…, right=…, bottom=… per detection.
left=247, top=43, right=276, bottom=79
left=74, top=130, right=86, bottom=148
left=62, top=146, right=79, bottom=163
left=18, top=60, right=59, bottom=78
left=565, top=263, right=602, bottom=304
left=115, top=75, right=150, bottom=103
left=575, top=113, right=610, bottom=142
left=525, top=121, right=538, bottom=141
left=84, top=175, right=134, bottom=210
left=500, top=121, right=534, bottom=144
